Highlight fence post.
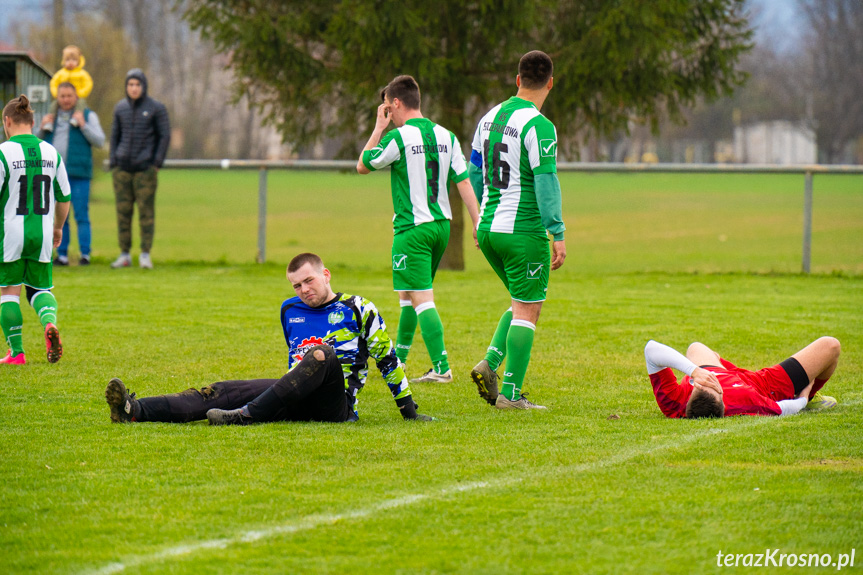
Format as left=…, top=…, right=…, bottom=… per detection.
left=802, top=170, right=813, bottom=274
left=257, top=167, right=268, bottom=263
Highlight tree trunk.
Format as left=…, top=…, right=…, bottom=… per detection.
left=439, top=184, right=465, bottom=270
left=439, top=94, right=468, bottom=271
left=53, top=0, right=64, bottom=58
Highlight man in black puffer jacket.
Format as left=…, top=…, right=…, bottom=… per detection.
left=109, top=69, right=170, bottom=269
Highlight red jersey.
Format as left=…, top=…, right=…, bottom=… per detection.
left=649, top=358, right=795, bottom=418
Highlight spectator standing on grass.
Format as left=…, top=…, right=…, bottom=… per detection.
left=356, top=75, right=480, bottom=385
left=38, top=83, right=105, bottom=266
left=109, top=69, right=170, bottom=269
left=46, top=45, right=93, bottom=120
left=0, top=95, right=70, bottom=365
left=467, top=50, right=566, bottom=410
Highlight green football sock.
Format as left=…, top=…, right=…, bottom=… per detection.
left=395, top=300, right=416, bottom=363
left=484, top=308, right=512, bottom=371
left=416, top=302, right=449, bottom=373
left=31, top=291, right=58, bottom=328
left=499, top=320, right=536, bottom=400
left=1, top=299, right=25, bottom=357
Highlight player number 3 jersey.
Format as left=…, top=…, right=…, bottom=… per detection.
left=0, top=134, right=71, bottom=263
left=361, top=118, right=469, bottom=234
left=472, top=96, right=557, bottom=237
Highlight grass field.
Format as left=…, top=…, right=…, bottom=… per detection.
left=1, top=170, right=862, bottom=574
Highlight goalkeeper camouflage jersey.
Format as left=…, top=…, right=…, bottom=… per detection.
left=471, top=96, right=558, bottom=237
left=361, top=118, right=469, bottom=234
left=0, top=135, right=70, bottom=262
left=280, top=292, right=411, bottom=413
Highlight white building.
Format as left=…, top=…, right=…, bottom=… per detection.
left=734, top=121, right=817, bottom=164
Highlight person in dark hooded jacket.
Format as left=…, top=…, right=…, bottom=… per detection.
left=109, top=69, right=170, bottom=269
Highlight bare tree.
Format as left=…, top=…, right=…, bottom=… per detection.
left=36, top=0, right=278, bottom=160
left=622, top=1, right=862, bottom=165
left=799, top=0, right=863, bottom=162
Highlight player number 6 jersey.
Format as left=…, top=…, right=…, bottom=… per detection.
left=471, top=96, right=557, bottom=237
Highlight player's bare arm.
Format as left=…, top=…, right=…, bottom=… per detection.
left=551, top=239, right=566, bottom=270
left=53, top=202, right=71, bottom=248
left=455, top=179, right=480, bottom=248
left=796, top=379, right=816, bottom=400
left=356, top=103, right=391, bottom=174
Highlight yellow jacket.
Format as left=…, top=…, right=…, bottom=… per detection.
left=50, top=55, right=93, bottom=99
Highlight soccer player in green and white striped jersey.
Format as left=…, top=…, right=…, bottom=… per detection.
left=467, top=51, right=567, bottom=409
left=0, top=95, right=71, bottom=365
left=357, top=75, right=480, bottom=384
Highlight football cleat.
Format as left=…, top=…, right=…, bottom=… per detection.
left=804, top=393, right=837, bottom=411
left=0, top=351, right=26, bottom=365
left=44, top=323, right=62, bottom=363
left=409, top=368, right=453, bottom=383
left=207, top=408, right=253, bottom=426
left=495, top=393, right=547, bottom=410
left=471, top=359, right=499, bottom=406
left=105, top=378, right=139, bottom=423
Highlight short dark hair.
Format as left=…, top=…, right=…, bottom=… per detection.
left=288, top=252, right=324, bottom=274
left=3, top=94, right=33, bottom=126
left=518, top=50, right=553, bottom=89
left=686, top=388, right=725, bottom=419
left=57, top=82, right=77, bottom=95
left=380, top=75, right=421, bottom=110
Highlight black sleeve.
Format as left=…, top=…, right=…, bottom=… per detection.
left=109, top=104, right=121, bottom=167
left=152, top=103, right=171, bottom=168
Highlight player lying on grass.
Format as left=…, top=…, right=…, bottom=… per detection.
left=644, top=337, right=840, bottom=418
left=105, top=252, right=433, bottom=425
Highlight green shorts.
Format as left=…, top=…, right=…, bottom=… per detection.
left=391, top=220, right=450, bottom=291
left=0, top=259, right=53, bottom=290
left=478, top=230, right=550, bottom=302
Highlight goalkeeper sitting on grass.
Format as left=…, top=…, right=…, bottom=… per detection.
left=105, top=253, right=433, bottom=425
left=644, top=337, right=840, bottom=418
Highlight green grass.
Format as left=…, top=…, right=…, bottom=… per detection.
left=1, top=170, right=862, bottom=574
left=83, top=170, right=863, bottom=274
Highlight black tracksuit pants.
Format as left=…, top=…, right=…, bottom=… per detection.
left=136, top=345, right=353, bottom=423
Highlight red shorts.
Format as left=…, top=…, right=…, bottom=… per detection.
left=714, top=358, right=797, bottom=401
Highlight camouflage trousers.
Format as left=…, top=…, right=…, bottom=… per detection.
left=112, top=167, right=157, bottom=253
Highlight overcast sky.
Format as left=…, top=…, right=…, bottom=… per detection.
left=751, top=0, right=803, bottom=52
left=0, top=0, right=50, bottom=50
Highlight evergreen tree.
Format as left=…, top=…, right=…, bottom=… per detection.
left=184, top=0, right=752, bottom=268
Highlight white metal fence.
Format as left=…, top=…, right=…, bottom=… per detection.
left=159, top=160, right=863, bottom=272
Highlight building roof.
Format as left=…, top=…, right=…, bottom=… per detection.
left=0, top=50, right=51, bottom=78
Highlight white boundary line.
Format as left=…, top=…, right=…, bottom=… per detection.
left=82, top=408, right=849, bottom=575
left=85, top=481, right=512, bottom=575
